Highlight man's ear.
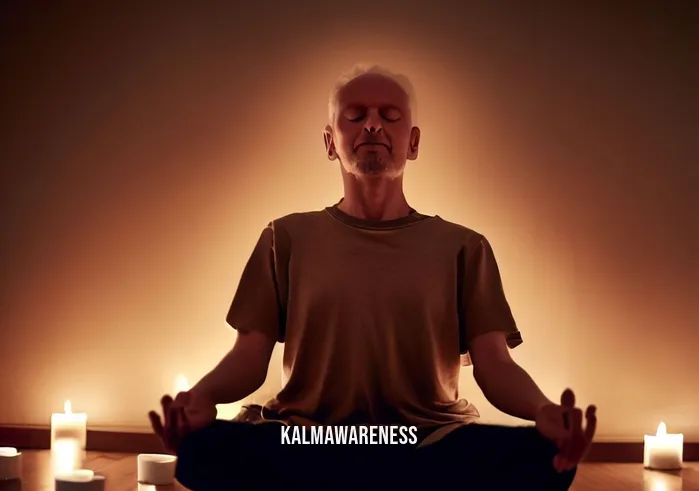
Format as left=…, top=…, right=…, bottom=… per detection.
left=323, top=125, right=337, bottom=161
left=407, top=126, right=421, bottom=161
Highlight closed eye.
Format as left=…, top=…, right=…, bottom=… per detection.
left=343, top=106, right=403, bottom=123
left=345, top=114, right=401, bottom=123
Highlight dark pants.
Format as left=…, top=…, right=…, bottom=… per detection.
left=175, top=421, right=577, bottom=491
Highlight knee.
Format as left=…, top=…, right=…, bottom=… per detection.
left=174, top=436, right=200, bottom=489
left=174, top=422, right=222, bottom=490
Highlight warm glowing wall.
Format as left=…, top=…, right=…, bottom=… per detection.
left=1, top=3, right=697, bottom=439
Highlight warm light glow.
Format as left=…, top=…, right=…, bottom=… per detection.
left=2, top=12, right=697, bottom=441
left=216, top=401, right=243, bottom=420
left=64, top=400, right=72, bottom=414
left=0, top=447, right=18, bottom=457
left=643, top=468, right=682, bottom=491
left=52, top=438, right=82, bottom=475
left=174, top=374, right=190, bottom=393
left=651, top=481, right=669, bottom=491
left=656, top=421, right=667, bottom=436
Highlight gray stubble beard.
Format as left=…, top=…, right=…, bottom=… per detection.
left=355, top=151, right=388, bottom=176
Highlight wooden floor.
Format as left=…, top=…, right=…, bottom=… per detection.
left=1, top=451, right=697, bottom=490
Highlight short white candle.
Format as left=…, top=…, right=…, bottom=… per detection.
left=0, top=448, right=18, bottom=458
left=55, top=469, right=105, bottom=491
left=51, top=400, right=87, bottom=450
left=0, top=447, right=22, bottom=480
left=52, top=438, right=84, bottom=475
left=644, top=421, right=684, bottom=470
left=57, top=469, right=95, bottom=482
left=137, top=454, right=178, bottom=486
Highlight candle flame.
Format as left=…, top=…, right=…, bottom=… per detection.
left=656, top=421, right=667, bottom=436
left=174, top=374, right=190, bottom=393
left=64, top=400, right=72, bottom=414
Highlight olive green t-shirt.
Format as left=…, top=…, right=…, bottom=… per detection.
left=226, top=202, right=522, bottom=431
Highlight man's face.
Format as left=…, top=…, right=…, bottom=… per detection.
left=324, top=73, right=420, bottom=179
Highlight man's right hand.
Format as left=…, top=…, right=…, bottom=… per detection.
left=148, top=390, right=217, bottom=453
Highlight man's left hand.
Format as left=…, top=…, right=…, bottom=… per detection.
left=536, top=388, right=597, bottom=472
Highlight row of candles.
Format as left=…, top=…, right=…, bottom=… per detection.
left=0, top=375, right=225, bottom=488
left=0, top=396, right=687, bottom=485
left=44, top=401, right=685, bottom=470
left=0, top=401, right=178, bottom=489
left=0, top=372, right=194, bottom=487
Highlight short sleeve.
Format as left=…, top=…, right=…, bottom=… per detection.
left=458, top=234, right=522, bottom=361
left=225, top=223, right=287, bottom=343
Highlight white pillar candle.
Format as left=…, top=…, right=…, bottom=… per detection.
left=0, top=447, right=22, bottom=480
left=51, top=400, right=87, bottom=450
left=55, top=469, right=105, bottom=491
left=137, top=454, right=177, bottom=486
left=52, top=438, right=84, bottom=475
left=644, top=421, right=684, bottom=470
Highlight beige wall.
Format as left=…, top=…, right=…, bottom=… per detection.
left=1, top=2, right=696, bottom=440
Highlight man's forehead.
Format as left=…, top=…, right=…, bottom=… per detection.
left=337, top=73, right=409, bottom=109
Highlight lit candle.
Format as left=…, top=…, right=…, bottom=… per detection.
left=55, top=469, right=105, bottom=491
left=0, top=447, right=22, bottom=480
left=174, top=373, right=190, bottom=394
left=52, top=438, right=84, bottom=475
left=51, top=400, right=87, bottom=450
left=644, top=421, right=684, bottom=470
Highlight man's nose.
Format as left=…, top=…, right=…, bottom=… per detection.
left=363, top=112, right=383, bottom=134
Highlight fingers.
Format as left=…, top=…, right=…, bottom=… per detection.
left=553, top=454, right=567, bottom=472
left=156, top=394, right=178, bottom=451
left=584, top=405, right=598, bottom=442
left=161, top=395, right=173, bottom=418
left=561, top=388, right=575, bottom=410
left=166, top=405, right=181, bottom=451
left=557, top=390, right=575, bottom=455
left=556, top=408, right=574, bottom=467
left=563, top=407, right=584, bottom=466
left=556, top=404, right=598, bottom=472
left=570, top=407, right=583, bottom=441
left=560, top=388, right=575, bottom=434
left=174, top=391, right=191, bottom=404
left=148, top=410, right=165, bottom=439
left=554, top=389, right=585, bottom=472
left=549, top=410, right=571, bottom=443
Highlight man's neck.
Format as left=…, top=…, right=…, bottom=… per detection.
left=339, top=175, right=412, bottom=221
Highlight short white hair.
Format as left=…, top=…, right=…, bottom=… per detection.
left=327, top=63, right=417, bottom=125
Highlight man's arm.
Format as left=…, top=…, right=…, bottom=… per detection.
left=470, top=330, right=554, bottom=421
left=194, top=222, right=284, bottom=405
left=192, top=330, right=276, bottom=405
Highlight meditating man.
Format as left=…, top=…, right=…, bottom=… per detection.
left=149, top=64, right=597, bottom=490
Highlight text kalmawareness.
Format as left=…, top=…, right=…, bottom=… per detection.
left=280, top=425, right=419, bottom=445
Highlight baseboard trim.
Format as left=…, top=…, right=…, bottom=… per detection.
left=0, top=426, right=696, bottom=463
left=0, top=426, right=164, bottom=454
